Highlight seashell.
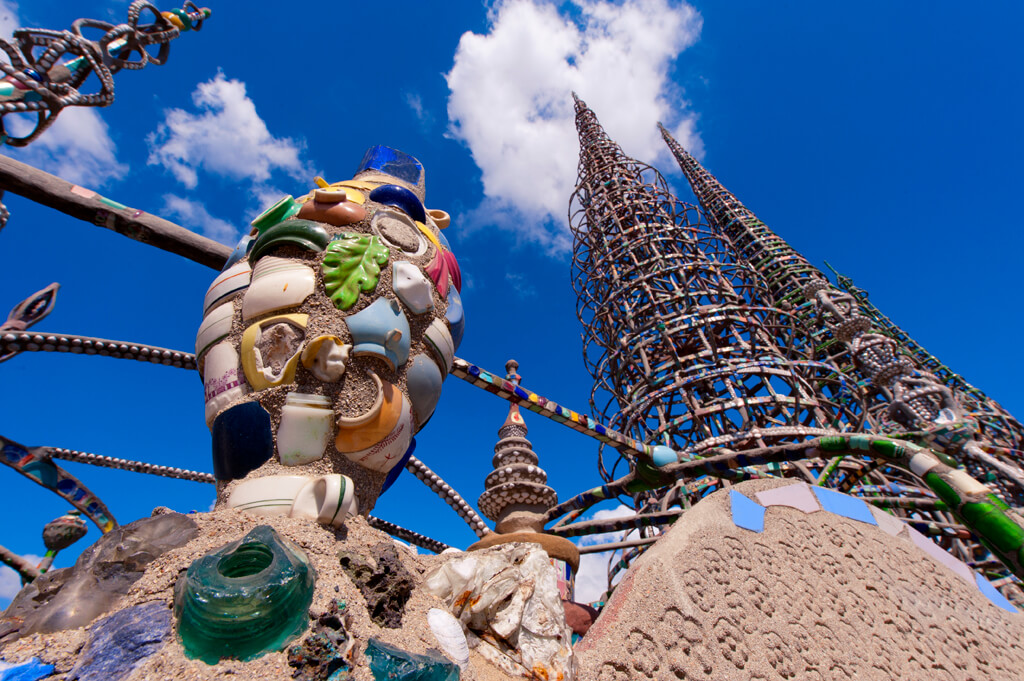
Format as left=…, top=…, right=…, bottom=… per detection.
left=372, top=208, right=427, bottom=256
left=174, top=525, right=316, bottom=664
left=427, top=608, right=470, bottom=670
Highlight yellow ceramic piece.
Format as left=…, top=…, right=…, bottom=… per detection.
left=332, top=180, right=381, bottom=190
left=416, top=221, right=442, bottom=251
left=314, top=176, right=330, bottom=188
left=428, top=209, right=451, bottom=230
left=300, top=335, right=351, bottom=382
left=335, top=375, right=404, bottom=453
left=162, top=10, right=185, bottom=29
left=327, top=184, right=367, bottom=204
left=240, top=313, right=309, bottom=391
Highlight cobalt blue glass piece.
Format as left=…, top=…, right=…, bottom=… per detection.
left=445, top=287, right=465, bottom=351
left=381, top=439, right=416, bottom=494
left=729, top=490, right=765, bottom=533
left=811, top=486, right=877, bottom=526
left=0, top=657, right=55, bottom=681
left=356, top=145, right=423, bottom=186
left=368, top=185, right=427, bottom=224
left=212, top=402, right=274, bottom=481
left=70, top=602, right=172, bottom=681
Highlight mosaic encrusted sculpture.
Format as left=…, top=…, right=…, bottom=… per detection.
left=195, top=145, right=462, bottom=518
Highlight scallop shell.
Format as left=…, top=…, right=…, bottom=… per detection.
left=427, top=608, right=470, bottom=670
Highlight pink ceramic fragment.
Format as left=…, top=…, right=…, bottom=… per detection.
left=754, top=483, right=820, bottom=514
left=907, top=526, right=975, bottom=587
left=869, top=505, right=908, bottom=538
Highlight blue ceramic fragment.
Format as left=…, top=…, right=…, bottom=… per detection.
left=357, top=145, right=424, bottom=186
left=975, top=573, right=1019, bottom=613
left=346, top=298, right=411, bottom=369
left=369, top=184, right=427, bottom=224
left=0, top=658, right=55, bottom=681
left=212, top=402, right=274, bottom=481
left=729, top=490, right=765, bottom=533
left=222, top=234, right=254, bottom=271
left=651, top=445, right=676, bottom=468
left=364, top=638, right=459, bottom=681
left=445, top=287, right=465, bottom=351
left=811, top=486, right=877, bottom=526
left=407, top=355, right=443, bottom=428
left=381, top=439, right=416, bottom=494
left=69, top=602, right=171, bottom=681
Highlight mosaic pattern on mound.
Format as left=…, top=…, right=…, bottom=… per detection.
left=578, top=482, right=1024, bottom=681
left=732, top=482, right=1018, bottom=613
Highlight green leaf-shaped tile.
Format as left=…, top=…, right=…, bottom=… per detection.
left=322, top=233, right=390, bottom=310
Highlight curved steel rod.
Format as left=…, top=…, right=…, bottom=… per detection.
left=406, top=455, right=490, bottom=538
left=50, top=447, right=214, bottom=483
left=365, top=516, right=452, bottom=554
left=0, top=331, right=197, bottom=369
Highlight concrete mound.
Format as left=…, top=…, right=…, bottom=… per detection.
left=576, top=479, right=1024, bottom=680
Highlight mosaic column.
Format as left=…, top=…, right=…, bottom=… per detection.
left=195, top=145, right=464, bottom=519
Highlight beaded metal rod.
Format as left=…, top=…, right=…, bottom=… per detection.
left=549, top=509, right=682, bottom=538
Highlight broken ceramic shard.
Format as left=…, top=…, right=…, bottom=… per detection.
left=445, top=287, right=465, bottom=351
left=373, top=208, right=426, bottom=256
left=321, top=232, right=390, bottom=311
left=407, top=354, right=443, bottom=428
left=296, top=188, right=367, bottom=226
left=277, top=393, right=334, bottom=466
left=226, top=474, right=357, bottom=527
left=211, top=402, right=273, bottom=481
left=240, top=314, right=307, bottom=390
left=393, top=261, right=434, bottom=314
left=424, top=319, right=455, bottom=377
left=242, top=257, right=316, bottom=321
left=195, top=301, right=234, bottom=366
left=364, top=638, right=459, bottom=681
left=203, top=260, right=251, bottom=316
left=174, top=525, right=316, bottom=665
left=203, top=341, right=248, bottom=428
left=346, top=297, right=410, bottom=369
left=300, top=335, right=350, bottom=383
left=335, top=377, right=414, bottom=473
left=368, top=184, right=427, bottom=224
left=248, top=219, right=329, bottom=264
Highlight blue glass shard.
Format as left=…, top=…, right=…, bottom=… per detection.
left=381, top=439, right=416, bottom=494
left=369, top=184, right=427, bottom=224
left=356, top=145, right=423, bottom=186
left=0, top=657, right=55, bottom=681
left=729, top=490, right=765, bottom=533
left=811, top=487, right=877, bottom=526
left=975, top=573, right=1019, bottom=613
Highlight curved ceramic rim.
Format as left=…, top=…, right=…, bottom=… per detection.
left=337, top=370, right=385, bottom=427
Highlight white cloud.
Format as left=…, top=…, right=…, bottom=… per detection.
left=572, top=504, right=653, bottom=603
left=161, top=195, right=240, bottom=245
left=147, top=72, right=309, bottom=190
left=446, top=0, right=703, bottom=254
left=0, top=0, right=18, bottom=40
left=0, top=553, right=42, bottom=604
left=405, top=92, right=435, bottom=131
left=5, top=108, right=127, bottom=186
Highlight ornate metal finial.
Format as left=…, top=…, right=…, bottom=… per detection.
left=0, top=2, right=211, bottom=147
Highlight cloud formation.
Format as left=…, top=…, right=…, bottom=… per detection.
left=161, top=195, right=241, bottom=245
left=572, top=504, right=654, bottom=603
left=6, top=108, right=127, bottom=186
left=0, top=553, right=41, bottom=605
left=446, top=0, right=703, bottom=254
left=147, top=72, right=308, bottom=190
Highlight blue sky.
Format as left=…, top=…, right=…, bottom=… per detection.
left=1, top=0, right=1022, bottom=606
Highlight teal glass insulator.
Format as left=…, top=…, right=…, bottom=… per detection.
left=173, top=525, right=316, bottom=664
left=365, top=638, right=459, bottom=681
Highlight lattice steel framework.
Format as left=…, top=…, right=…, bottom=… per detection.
left=659, top=125, right=1024, bottom=503
left=568, top=95, right=861, bottom=489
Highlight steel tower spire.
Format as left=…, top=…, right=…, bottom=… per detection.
left=659, top=124, right=1024, bottom=500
